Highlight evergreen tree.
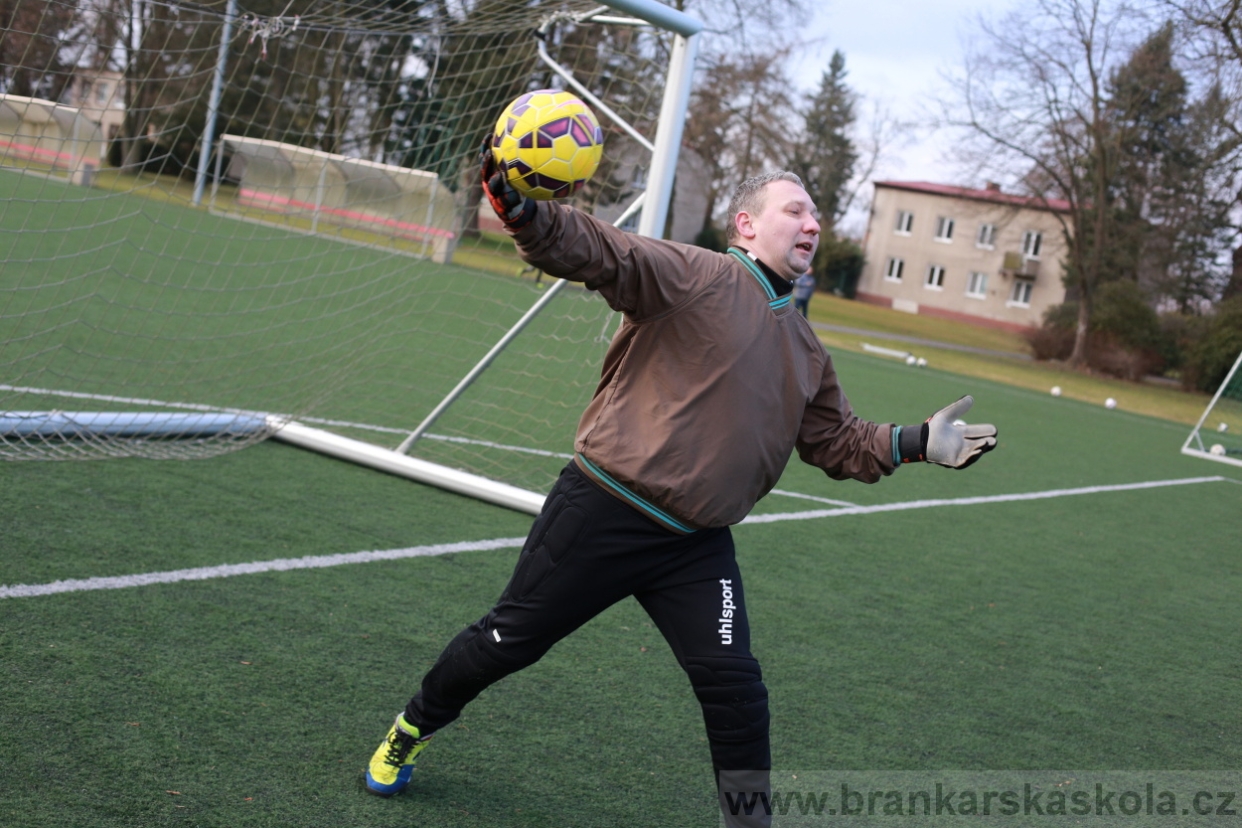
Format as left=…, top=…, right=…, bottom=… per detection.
left=789, top=50, right=857, bottom=230
left=1105, top=21, right=1240, bottom=310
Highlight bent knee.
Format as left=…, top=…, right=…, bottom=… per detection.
left=685, top=655, right=770, bottom=741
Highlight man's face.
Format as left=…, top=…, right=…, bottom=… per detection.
left=736, top=180, right=821, bottom=280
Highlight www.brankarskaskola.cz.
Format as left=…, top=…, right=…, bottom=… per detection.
left=726, top=783, right=1239, bottom=818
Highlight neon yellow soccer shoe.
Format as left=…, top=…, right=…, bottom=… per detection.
left=365, top=714, right=433, bottom=797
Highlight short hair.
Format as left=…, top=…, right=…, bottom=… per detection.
left=725, top=171, right=806, bottom=245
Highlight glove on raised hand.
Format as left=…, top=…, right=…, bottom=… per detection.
left=895, top=395, right=997, bottom=469
left=480, top=140, right=536, bottom=231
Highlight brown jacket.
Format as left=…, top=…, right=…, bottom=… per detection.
left=513, top=203, right=896, bottom=531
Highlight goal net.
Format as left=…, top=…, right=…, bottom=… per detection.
left=1182, top=351, right=1242, bottom=469
left=0, top=0, right=697, bottom=504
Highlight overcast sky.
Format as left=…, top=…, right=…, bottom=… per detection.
left=790, top=0, right=1021, bottom=200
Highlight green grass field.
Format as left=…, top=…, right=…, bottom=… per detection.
left=3, top=168, right=1241, bottom=827
left=0, top=167, right=612, bottom=489
left=4, top=348, right=1240, bottom=827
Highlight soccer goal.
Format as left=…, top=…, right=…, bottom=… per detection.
left=1182, top=351, right=1242, bottom=469
left=0, top=0, right=701, bottom=512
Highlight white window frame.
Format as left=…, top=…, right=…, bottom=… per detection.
left=1007, top=279, right=1034, bottom=307
left=1022, top=230, right=1043, bottom=259
left=934, top=216, right=955, bottom=243
left=966, top=271, right=988, bottom=299
left=884, top=257, right=904, bottom=282
left=925, top=264, right=946, bottom=290
left=894, top=210, right=913, bottom=235
left=976, top=223, right=996, bottom=249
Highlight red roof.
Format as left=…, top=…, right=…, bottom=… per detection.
left=875, top=180, right=1072, bottom=213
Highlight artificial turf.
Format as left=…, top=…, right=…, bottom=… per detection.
left=3, top=349, right=1239, bottom=827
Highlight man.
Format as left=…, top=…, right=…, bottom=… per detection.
left=793, top=270, right=816, bottom=318
left=364, top=157, right=997, bottom=825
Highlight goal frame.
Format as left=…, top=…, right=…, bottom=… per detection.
left=265, top=0, right=704, bottom=514
left=1181, top=350, right=1242, bottom=469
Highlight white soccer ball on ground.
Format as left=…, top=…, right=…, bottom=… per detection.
left=905, top=355, right=917, bottom=366
left=1210, top=443, right=1227, bottom=456
left=1218, top=422, right=1230, bottom=433
left=916, top=357, right=927, bottom=367
left=1105, top=397, right=1117, bottom=409
left=1050, top=386, right=1062, bottom=397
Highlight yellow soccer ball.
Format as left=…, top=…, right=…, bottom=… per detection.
left=491, top=90, right=604, bottom=201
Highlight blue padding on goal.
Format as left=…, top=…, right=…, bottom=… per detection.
left=0, top=412, right=269, bottom=438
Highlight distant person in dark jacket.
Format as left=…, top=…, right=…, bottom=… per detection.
left=793, top=271, right=816, bottom=317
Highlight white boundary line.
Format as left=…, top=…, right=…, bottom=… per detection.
left=0, top=538, right=528, bottom=600
left=768, top=488, right=857, bottom=507
left=740, top=475, right=1225, bottom=524
left=1, top=475, right=1226, bottom=600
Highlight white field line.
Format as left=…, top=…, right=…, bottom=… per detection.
left=1, top=475, right=1226, bottom=600
left=768, top=488, right=857, bottom=507
left=0, top=538, right=528, bottom=600
left=741, top=475, right=1225, bottom=524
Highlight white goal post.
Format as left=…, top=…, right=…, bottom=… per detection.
left=1181, top=351, right=1242, bottom=470
left=270, top=0, right=702, bottom=513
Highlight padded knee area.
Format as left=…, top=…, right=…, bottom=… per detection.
left=685, top=655, right=770, bottom=746
left=414, top=614, right=552, bottom=731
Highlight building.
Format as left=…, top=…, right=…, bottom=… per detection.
left=62, top=69, right=125, bottom=162
left=857, top=181, right=1072, bottom=332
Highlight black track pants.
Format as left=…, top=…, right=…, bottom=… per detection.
left=404, top=461, right=771, bottom=777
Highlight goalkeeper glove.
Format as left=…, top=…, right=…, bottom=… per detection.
left=480, top=140, right=536, bottom=231
left=895, top=395, right=997, bottom=469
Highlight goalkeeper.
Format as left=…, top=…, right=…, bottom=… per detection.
left=364, top=158, right=997, bottom=824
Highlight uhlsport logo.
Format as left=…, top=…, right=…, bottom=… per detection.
left=719, top=578, right=735, bottom=644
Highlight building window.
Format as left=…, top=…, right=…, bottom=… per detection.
left=1008, top=279, right=1033, bottom=307
left=884, top=257, right=904, bottom=282
left=894, top=210, right=913, bottom=235
left=95, top=83, right=110, bottom=104
left=934, top=216, right=955, bottom=242
left=925, top=265, right=946, bottom=290
left=1022, top=230, right=1042, bottom=259
left=966, top=271, right=987, bottom=298
left=976, top=223, right=996, bottom=249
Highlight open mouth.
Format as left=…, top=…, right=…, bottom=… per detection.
left=795, top=242, right=814, bottom=254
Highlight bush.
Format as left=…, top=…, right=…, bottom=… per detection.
left=1092, top=281, right=1166, bottom=356
left=1027, top=282, right=1169, bottom=379
left=693, top=224, right=727, bottom=252
left=814, top=235, right=864, bottom=298
left=1183, top=295, right=1242, bottom=392
left=1024, top=324, right=1075, bottom=361
left=1157, top=312, right=1209, bottom=373
left=1087, top=333, right=1164, bottom=381
left=107, top=137, right=186, bottom=175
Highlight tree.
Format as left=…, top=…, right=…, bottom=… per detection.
left=1162, top=0, right=1242, bottom=68
left=0, top=0, right=77, bottom=100
left=1106, top=22, right=1241, bottom=310
left=945, top=0, right=1141, bottom=366
left=789, top=50, right=858, bottom=231
left=682, top=49, right=798, bottom=238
